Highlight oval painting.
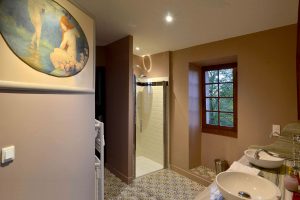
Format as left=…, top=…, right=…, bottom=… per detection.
left=0, top=0, right=89, bottom=77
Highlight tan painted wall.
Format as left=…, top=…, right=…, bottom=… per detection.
left=188, top=65, right=202, bottom=169
left=0, top=93, right=95, bottom=200
left=133, top=52, right=170, bottom=78
left=133, top=55, right=143, bottom=77
left=148, top=52, right=170, bottom=78
left=105, top=36, right=134, bottom=183
left=170, top=25, right=298, bottom=170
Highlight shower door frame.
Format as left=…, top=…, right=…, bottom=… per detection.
left=133, top=79, right=169, bottom=178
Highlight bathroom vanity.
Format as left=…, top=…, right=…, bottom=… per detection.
left=195, top=123, right=300, bottom=199
left=195, top=155, right=290, bottom=200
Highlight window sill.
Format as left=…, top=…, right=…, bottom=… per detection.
left=202, top=127, right=237, bottom=138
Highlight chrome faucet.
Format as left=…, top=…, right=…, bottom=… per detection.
left=254, top=149, right=278, bottom=160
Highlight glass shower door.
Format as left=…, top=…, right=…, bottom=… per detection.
left=135, top=80, right=168, bottom=177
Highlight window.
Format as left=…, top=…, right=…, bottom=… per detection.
left=201, top=63, right=237, bottom=137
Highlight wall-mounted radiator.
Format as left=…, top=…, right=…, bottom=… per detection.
left=95, top=120, right=105, bottom=200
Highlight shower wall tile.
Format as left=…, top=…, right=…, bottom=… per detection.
left=136, top=86, right=143, bottom=157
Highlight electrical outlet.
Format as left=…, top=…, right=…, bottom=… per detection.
left=272, top=124, right=280, bottom=136
left=1, top=146, right=15, bottom=164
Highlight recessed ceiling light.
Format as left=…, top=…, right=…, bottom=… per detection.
left=165, top=14, right=173, bottom=23
left=135, top=47, right=140, bottom=51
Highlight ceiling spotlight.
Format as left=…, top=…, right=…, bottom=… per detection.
left=135, top=47, right=140, bottom=51
left=165, top=14, right=173, bottom=23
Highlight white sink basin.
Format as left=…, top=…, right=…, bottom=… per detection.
left=216, top=171, right=281, bottom=200
left=244, top=149, right=284, bottom=169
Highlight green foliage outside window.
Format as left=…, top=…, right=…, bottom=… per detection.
left=205, top=68, right=234, bottom=127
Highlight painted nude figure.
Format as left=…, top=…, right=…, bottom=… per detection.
left=28, top=0, right=45, bottom=49
left=50, top=15, right=84, bottom=72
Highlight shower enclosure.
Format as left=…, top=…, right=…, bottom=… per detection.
left=134, top=78, right=169, bottom=178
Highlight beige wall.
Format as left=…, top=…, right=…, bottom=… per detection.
left=0, top=93, right=95, bottom=200
left=105, top=36, right=134, bottom=183
left=188, top=65, right=202, bottom=169
left=133, top=52, right=170, bottom=78
left=133, top=55, right=143, bottom=77
left=170, top=25, right=298, bottom=170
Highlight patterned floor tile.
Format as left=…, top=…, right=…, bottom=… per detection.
left=190, top=165, right=216, bottom=182
left=105, top=168, right=206, bottom=200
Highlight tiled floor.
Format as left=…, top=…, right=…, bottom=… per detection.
left=104, top=168, right=206, bottom=200
left=190, top=165, right=216, bottom=182
left=136, top=156, right=163, bottom=177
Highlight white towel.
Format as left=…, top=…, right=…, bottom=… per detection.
left=95, top=120, right=104, bottom=133
left=95, top=119, right=105, bottom=149
left=95, top=142, right=102, bottom=152
left=227, top=161, right=260, bottom=175
left=95, top=120, right=104, bottom=138
left=96, top=136, right=105, bottom=146
left=284, top=190, right=293, bottom=200
left=210, top=184, right=223, bottom=200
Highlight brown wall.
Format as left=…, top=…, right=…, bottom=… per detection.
left=105, top=36, right=134, bottom=183
left=170, top=25, right=298, bottom=170
left=133, top=52, right=170, bottom=78
left=0, top=93, right=95, bottom=200
left=96, top=46, right=106, bottom=67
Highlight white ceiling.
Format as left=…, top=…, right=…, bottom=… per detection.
left=71, top=0, right=298, bottom=56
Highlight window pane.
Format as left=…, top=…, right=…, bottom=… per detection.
left=219, top=68, right=233, bottom=82
left=220, top=98, right=233, bottom=112
left=219, top=83, right=233, bottom=97
left=205, top=70, right=218, bottom=83
left=206, top=98, right=218, bottom=111
left=220, top=113, right=234, bottom=127
left=205, top=84, right=218, bottom=97
left=206, top=112, right=218, bottom=125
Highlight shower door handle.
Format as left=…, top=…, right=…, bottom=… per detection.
left=140, top=119, right=143, bottom=132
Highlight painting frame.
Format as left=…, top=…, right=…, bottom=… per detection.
left=0, top=0, right=95, bottom=93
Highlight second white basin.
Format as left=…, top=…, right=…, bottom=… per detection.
left=216, top=171, right=281, bottom=200
left=244, top=149, right=284, bottom=169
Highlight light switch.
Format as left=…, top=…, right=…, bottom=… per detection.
left=1, top=146, right=15, bottom=164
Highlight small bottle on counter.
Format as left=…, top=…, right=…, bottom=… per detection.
left=284, top=167, right=299, bottom=192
